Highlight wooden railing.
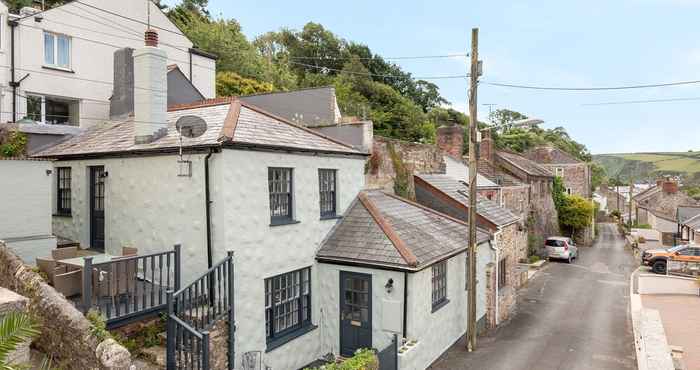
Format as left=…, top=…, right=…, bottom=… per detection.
left=167, top=251, right=234, bottom=370
left=81, top=245, right=181, bottom=327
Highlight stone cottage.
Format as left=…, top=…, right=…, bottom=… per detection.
left=316, top=190, right=492, bottom=370
left=525, top=145, right=591, bottom=198
left=413, top=174, right=526, bottom=327
left=633, top=179, right=698, bottom=243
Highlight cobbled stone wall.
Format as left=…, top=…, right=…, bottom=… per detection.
left=0, top=241, right=131, bottom=370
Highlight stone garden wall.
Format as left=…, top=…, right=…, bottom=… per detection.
left=0, top=241, right=131, bottom=369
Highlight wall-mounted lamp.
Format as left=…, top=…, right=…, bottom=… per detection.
left=99, top=171, right=109, bottom=178
left=45, top=169, right=52, bottom=176
left=385, top=278, right=394, bottom=294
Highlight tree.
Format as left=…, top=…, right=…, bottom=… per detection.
left=489, top=109, right=527, bottom=126
left=0, top=312, right=40, bottom=369
left=558, top=195, right=594, bottom=236
left=216, top=71, right=273, bottom=97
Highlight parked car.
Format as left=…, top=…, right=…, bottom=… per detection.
left=642, top=244, right=700, bottom=274
left=545, top=237, right=578, bottom=263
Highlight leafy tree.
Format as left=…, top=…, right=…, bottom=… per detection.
left=558, top=195, right=594, bottom=235
left=489, top=109, right=527, bottom=127
left=591, top=163, right=607, bottom=191
left=216, top=71, right=273, bottom=96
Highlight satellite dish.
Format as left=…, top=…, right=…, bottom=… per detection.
left=175, top=115, right=207, bottom=138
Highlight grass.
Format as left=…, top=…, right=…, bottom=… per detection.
left=594, top=151, right=700, bottom=181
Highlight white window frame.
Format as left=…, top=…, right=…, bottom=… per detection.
left=26, top=94, right=46, bottom=123
left=555, top=167, right=564, bottom=178
left=43, top=31, right=71, bottom=70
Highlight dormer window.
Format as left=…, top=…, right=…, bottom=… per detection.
left=44, top=31, right=71, bottom=69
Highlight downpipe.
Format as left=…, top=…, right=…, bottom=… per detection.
left=490, top=228, right=503, bottom=326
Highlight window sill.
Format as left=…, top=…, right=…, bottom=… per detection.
left=320, top=215, right=342, bottom=221
left=265, top=324, right=317, bottom=352
left=269, top=219, right=301, bottom=227
left=431, top=298, right=450, bottom=313
left=53, top=212, right=72, bottom=218
left=42, top=65, right=75, bottom=73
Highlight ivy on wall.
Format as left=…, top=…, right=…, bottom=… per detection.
left=387, top=142, right=411, bottom=199
left=0, top=128, right=27, bottom=158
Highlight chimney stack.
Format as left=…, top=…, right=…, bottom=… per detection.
left=479, top=128, right=494, bottom=163
left=110, top=48, right=134, bottom=120
left=436, top=124, right=464, bottom=159
left=662, top=179, right=678, bottom=194
left=134, top=29, right=168, bottom=144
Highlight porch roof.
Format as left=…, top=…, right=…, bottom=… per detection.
left=316, top=190, right=491, bottom=272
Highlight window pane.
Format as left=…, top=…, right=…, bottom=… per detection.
left=44, top=33, right=54, bottom=65
left=45, top=98, right=70, bottom=125
left=57, top=35, right=70, bottom=68
left=27, top=96, right=42, bottom=122
left=265, top=267, right=311, bottom=340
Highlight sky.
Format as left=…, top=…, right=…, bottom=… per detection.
left=174, top=0, right=700, bottom=154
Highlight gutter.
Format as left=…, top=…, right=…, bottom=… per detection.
left=204, top=149, right=213, bottom=269
left=403, top=272, right=408, bottom=339
left=9, top=20, right=18, bottom=122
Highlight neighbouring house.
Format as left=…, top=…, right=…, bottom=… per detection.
left=413, top=174, right=526, bottom=327
left=679, top=213, right=700, bottom=245
left=597, top=184, right=628, bottom=215
left=524, top=145, right=591, bottom=198
left=633, top=178, right=698, bottom=244
left=316, top=190, right=492, bottom=370
left=677, top=206, right=700, bottom=243
left=240, top=87, right=374, bottom=153
left=33, top=30, right=369, bottom=369
left=0, top=157, right=57, bottom=264
left=0, top=0, right=216, bottom=128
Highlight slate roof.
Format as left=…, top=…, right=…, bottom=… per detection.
left=414, top=174, right=520, bottom=227
left=477, top=160, right=523, bottom=187
left=33, top=99, right=365, bottom=158
left=524, top=146, right=582, bottom=164
left=239, top=87, right=339, bottom=127
left=684, top=213, right=700, bottom=230
left=634, top=186, right=660, bottom=202
left=677, top=206, right=700, bottom=224
left=497, top=151, right=554, bottom=178
left=317, top=190, right=491, bottom=271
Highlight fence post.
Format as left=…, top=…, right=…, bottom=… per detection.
left=174, top=244, right=182, bottom=291
left=82, top=256, right=93, bottom=313
left=201, top=331, right=210, bottom=370
left=227, top=251, right=235, bottom=370
left=393, top=333, right=398, bottom=370
left=166, top=290, right=175, bottom=370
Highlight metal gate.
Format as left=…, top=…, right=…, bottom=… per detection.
left=377, top=334, right=398, bottom=370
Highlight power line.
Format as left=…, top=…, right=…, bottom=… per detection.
left=288, top=61, right=469, bottom=80
left=73, top=0, right=187, bottom=38
left=289, top=53, right=469, bottom=61
left=582, top=97, right=700, bottom=106
left=484, top=79, right=700, bottom=91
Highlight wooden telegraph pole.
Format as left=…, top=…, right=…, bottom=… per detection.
left=466, top=27, right=479, bottom=352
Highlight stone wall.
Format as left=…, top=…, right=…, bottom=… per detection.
left=546, top=163, right=590, bottom=198
left=366, top=136, right=445, bottom=196
left=0, top=241, right=131, bottom=370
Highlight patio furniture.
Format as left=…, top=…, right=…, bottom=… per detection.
left=36, top=257, right=65, bottom=284
left=122, top=246, right=138, bottom=256
left=52, top=247, right=78, bottom=261
left=58, top=253, right=117, bottom=268
left=53, top=269, right=82, bottom=298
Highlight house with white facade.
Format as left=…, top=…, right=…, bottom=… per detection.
left=0, top=0, right=215, bottom=129
left=316, top=190, right=492, bottom=370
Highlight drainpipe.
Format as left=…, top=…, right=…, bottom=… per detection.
left=490, top=228, right=503, bottom=326
left=188, top=49, right=193, bottom=81
left=204, top=149, right=213, bottom=269
left=9, top=20, right=18, bottom=122
left=402, top=272, right=408, bottom=340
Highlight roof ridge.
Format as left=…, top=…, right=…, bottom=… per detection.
left=683, top=212, right=700, bottom=225
left=238, top=100, right=359, bottom=152
left=239, top=85, right=334, bottom=98
left=168, top=97, right=236, bottom=111
left=219, top=100, right=241, bottom=141
left=358, top=192, right=418, bottom=267
left=497, top=151, right=553, bottom=177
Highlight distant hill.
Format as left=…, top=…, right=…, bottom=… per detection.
left=593, top=152, right=700, bottom=184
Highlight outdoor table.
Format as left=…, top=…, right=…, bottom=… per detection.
left=57, top=253, right=117, bottom=268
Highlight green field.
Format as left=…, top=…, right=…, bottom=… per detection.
left=594, top=151, right=700, bottom=183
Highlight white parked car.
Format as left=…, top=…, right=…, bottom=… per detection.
left=545, top=236, right=578, bottom=263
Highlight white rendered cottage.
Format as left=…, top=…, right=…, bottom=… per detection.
left=316, top=190, right=492, bottom=370
left=34, top=30, right=368, bottom=369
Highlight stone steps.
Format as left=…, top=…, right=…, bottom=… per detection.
left=137, top=345, right=166, bottom=370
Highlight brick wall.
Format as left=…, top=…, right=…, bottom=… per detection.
left=366, top=136, right=446, bottom=196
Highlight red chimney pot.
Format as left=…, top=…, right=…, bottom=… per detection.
left=145, top=29, right=158, bottom=47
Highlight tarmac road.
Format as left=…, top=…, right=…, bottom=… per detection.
left=429, top=223, right=638, bottom=370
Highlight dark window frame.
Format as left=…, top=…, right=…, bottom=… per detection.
left=431, top=261, right=448, bottom=311
left=265, top=267, right=312, bottom=348
left=268, top=167, right=295, bottom=225
left=318, top=169, right=337, bottom=219
left=56, top=167, right=71, bottom=215
left=498, top=258, right=507, bottom=289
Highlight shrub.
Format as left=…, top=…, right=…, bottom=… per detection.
left=528, top=255, right=540, bottom=264
left=387, top=142, right=411, bottom=199
left=0, top=128, right=27, bottom=158
left=306, top=349, right=378, bottom=370
left=85, top=310, right=110, bottom=342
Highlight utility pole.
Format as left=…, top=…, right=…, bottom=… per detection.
left=466, top=27, right=479, bottom=353
left=629, top=176, right=634, bottom=229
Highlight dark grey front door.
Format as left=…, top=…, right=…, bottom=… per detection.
left=89, top=166, right=105, bottom=250
left=340, top=271, right=372, bottom=357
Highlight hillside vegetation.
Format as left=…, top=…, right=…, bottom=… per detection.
left=594, top=152, right=700, bottom=184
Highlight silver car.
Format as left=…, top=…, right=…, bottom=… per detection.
left=545, top=236, right=578, bottom=263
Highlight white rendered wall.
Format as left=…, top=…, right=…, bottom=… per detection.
left=215, top=149, right=366, bottom=370
left=0, top=159, right=56, bottom=264
left=10, top=0, right=215, bottom=127
left=52, top=153, right=210, bottom=282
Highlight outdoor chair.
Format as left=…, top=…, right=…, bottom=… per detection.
left=36, top=257, right=65, bottom=285
left=122, top=246, right=138, bottom=256
left=53, top=269, right=82, bottom=298
left=90, top=257, right=139, bottom=309
left=52, top=247, right=78, bottom=261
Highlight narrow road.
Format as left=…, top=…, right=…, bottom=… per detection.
left=430, top=223, right=638, bottom=370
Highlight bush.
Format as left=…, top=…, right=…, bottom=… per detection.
left=0, top=128, right=27, bottom=157
left=528, top=255, right=541, bottom=264
left=306, top=349, right=378, bottom=370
